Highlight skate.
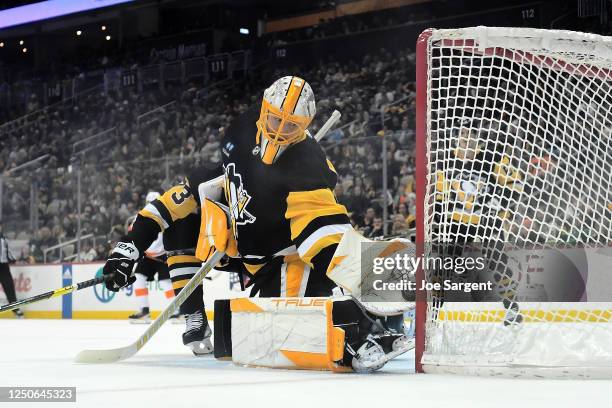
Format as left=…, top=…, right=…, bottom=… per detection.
left=182, top=310, right=213, bottom=356
left=12, top=308, right=24, bottom=319
left=128, top=307, right=151, bottom=324
left=503, top=299, right=523, bottom=326
left=351, top=333, right=414, bottom=373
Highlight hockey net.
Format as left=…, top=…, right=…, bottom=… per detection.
left=415, top=27, right=612, bottom=378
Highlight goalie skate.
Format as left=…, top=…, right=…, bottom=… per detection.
left=350, top=333, right=414, bottom=373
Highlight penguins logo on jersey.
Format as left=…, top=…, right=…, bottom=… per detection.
left=224, top=163, right=256, bottom=235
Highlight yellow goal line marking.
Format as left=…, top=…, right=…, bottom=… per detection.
left=437, top=309, right=612, bottom=323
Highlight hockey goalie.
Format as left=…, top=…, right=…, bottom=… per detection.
left=199, top=76, right=413, bottom=372
left=103, top=76, right=412, bottom=372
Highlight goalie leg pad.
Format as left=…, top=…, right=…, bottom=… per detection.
left=218, top=296, right=410, bottom=372
left=225, top=297, right=343, bottom=371
left=213, top=297, right=348, bottom=371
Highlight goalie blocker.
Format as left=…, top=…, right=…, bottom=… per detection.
left=214, top=296, right=412, bottom=373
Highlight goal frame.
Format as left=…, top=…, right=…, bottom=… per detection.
left=413, top=26, right=612, bottom=375
left=414, top=28, right=431, bottom=374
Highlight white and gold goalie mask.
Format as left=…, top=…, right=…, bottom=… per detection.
left=256, top=76, right=316, bottom=165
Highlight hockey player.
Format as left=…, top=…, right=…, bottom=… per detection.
left=432, top=121, right=524, bottom=324
left=127, top=192, right=175, bottom=323
left=193, top=76, right=411, bottom=371
left=103, top=76, right=410, bottom=371
left=104, top=176, right=216, bottom=355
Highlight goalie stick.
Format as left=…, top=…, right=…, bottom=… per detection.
left=313, top=109, right=341, bottom=142
left=74, top=250, right=225, bottom=364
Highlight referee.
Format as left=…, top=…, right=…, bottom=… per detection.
left=0, top=222, right=23, bottom=318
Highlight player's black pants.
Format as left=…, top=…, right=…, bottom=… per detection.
left=0, top=263, right=17, bottom=303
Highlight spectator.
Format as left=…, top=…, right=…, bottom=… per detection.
left=366, top=216, right=385, bottom=239
left=1, top=45, right=420, bottom=248
left=345, top=185, right=370, bottom=224
left=79, top=242, right=98, bottom=262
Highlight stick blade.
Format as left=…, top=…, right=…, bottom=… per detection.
left=74, top=345, right=136, bottom=364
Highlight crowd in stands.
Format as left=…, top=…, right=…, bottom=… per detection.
left=4, top=1, right=611, bottom=264
left=264, top=5, right=433, bottom=47
left=1, top=31, right=418, bottom=264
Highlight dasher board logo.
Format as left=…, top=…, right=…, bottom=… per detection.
left=224, top=163, right=256, bottom=231
left=93, top=268, right=133, bottom=303
left=93, top=268, right=116, bottom=303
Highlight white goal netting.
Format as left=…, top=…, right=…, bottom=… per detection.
left=418, top=26, right=612, bottom=378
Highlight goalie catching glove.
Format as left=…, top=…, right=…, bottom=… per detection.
left=103, top=240, right=140, bottom=292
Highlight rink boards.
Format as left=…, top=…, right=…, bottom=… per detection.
left=0, top=263, right=244, bottom=319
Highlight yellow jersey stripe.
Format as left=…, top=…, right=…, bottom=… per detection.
left=167, top=255, right=201, bottom=267
left=300, top=233, right=344, bottom=266
left=171, top=278, right=191, bottom=290
left=139, top=208, right=165, bottom=230
left=285, top=189, right=348, bottom=240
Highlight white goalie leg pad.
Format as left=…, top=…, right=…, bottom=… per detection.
left=229, top=298, right=349, bottom=372
left=327, top=228, right=415, bottom=316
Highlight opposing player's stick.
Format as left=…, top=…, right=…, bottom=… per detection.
left=0, top=274, right=111, bottom=313
left=74, top=250, right=225, bottom=364
left=313, top=109, right=341, bottom=142
left=0, top=255, right=167, bottom=313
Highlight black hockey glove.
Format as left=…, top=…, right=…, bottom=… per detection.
left=103, top=240, right=140, bottom=292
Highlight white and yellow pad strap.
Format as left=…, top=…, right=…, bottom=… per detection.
left=214, top=297, right=350, bottom=372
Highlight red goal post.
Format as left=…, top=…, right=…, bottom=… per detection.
left=414, top=26, right=612, bottom=377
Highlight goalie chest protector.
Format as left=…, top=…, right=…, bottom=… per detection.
left=220, top=105, right=338, bottom=259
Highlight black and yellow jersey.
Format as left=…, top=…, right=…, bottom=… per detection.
left=434, top=147, right=523, bottom=226
left=221, top=105, right=351, bottom=274
left=127, top=105, right=350, bottom=282
left=127, top=167, right=217, bottom=259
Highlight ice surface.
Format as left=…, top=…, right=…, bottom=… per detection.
left=0, top=319, right=610, bottom=408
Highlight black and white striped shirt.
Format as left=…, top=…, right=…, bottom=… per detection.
left=0, top=234, right=14, bottom=264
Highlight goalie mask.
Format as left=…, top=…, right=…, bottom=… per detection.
left=256, top=76, right=316, bottom=165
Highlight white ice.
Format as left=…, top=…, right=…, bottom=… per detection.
left=1, top=319, right=610, bottom=408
